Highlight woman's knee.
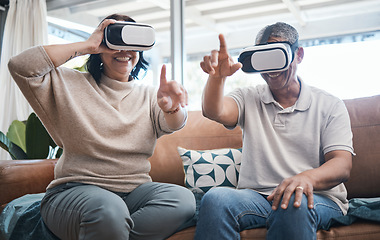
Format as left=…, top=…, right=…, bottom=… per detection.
left=80, top=192, right=133, bottom=238
left=41, top=184, right=133, bottom=239
left=129, top=183, right=195, bottom=239
left=164, top=184, right=196, bottom=219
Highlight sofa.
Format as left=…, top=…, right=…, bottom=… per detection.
left=1, top=94, right=380, bottom=239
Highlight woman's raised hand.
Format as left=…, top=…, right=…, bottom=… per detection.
left=85, top=19, right=119, bottom=55
left=157, top=65, right=188, bottom=113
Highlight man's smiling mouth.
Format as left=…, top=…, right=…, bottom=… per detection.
left=267, top=72, right=282, bottom=78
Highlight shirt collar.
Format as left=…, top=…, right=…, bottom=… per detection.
left=260, top=77, right=311, bottom=111
left=295, top=77, right=312, bottom=111
left=100, top=73, right=135, bottom=92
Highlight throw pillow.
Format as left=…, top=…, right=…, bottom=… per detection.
left=178, top=147, right=242, bottom=194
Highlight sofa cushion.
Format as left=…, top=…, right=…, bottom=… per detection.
left=178, top=147, right=242, bottom=193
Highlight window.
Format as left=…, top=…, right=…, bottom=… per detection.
left=298, top=39, right=380, bottom=100
left=46, top=9, right=380, bottom=111
left=182, top=32, right=380, bottom=110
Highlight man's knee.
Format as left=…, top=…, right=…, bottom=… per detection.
left=266, top=194, right=316, bottom=239
left=267, top=194, right=312, bottom=226
left=199, top=187, right=236, bottom=212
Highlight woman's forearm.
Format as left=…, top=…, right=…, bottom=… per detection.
left=163, top=107, right=187, bottom=130
left=43, top=19, right=117, bottom=68
left=43, top=41, right=90, bottom=67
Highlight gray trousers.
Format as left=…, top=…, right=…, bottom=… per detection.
left=40, top=182, right=196, bottom=240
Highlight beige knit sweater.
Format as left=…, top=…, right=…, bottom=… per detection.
left=8, top=46, right=185, bottom=193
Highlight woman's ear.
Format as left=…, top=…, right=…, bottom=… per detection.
left=296, top=47, right=304, bottom=64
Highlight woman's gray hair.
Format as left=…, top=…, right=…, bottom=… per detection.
left=255, top=22, right=299, bottom=45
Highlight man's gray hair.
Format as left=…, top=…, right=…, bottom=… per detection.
left=255, top=22, right=299, bottom=45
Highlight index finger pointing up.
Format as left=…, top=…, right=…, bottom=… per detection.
left=218, top=34, right=228, bottom=55
left=160, top=64, right=167, bottom=86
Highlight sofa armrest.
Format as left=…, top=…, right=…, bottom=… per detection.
left=0, top=159, right=57, bottom=207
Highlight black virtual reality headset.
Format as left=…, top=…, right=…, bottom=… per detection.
left=238, top=25, right=298, bottom=74
left=104, top=21, right=155, bottom=51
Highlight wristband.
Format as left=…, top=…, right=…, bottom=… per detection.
left=165, top=106, right=180, bottom=114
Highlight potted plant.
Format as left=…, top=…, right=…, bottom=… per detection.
left=0, top=113, right=62, bottom=160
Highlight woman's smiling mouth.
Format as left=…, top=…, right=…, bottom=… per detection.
left=115, top=56, right=132, bottom=62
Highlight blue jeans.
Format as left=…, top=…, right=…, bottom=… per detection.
left=41, top=182, right=195, bottom=240
left=194, top=187, right=343, bottom=240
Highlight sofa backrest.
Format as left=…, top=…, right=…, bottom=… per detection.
left=343, top=95, right=380, bottom=199
left=150, top=95, right=380, bottom=200
left=1, top=95, right=379, bottom=207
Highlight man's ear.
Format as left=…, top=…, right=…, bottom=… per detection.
left=296, top=47, right=304, bottom=64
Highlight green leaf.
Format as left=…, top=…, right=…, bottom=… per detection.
left=8, top=141, right=28, bottom=159
left=25, top=113, right=51, bottom=159
left=6, top=120, right=26, bottom=152
left=0, top=131, right=11, bottom=153
left=56, top=147, right=63, bottom=158
left=0, top=131, right=28, bottom=159
left=73, top=65, right=87, bottom=72
left=49, top=133, right=57, bottom=148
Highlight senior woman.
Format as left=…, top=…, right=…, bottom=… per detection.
left=8, top=14, right=195, bottom=240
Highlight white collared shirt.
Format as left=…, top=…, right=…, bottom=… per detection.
left=227, top=78, right=354, bottom=214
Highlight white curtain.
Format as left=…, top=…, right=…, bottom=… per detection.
left=0, top=0, right=48, bottom=160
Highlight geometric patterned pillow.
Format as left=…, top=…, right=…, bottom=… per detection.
left=177, top=147, right=242, bottom=194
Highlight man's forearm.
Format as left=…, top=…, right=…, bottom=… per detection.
left=303, top=151, right=352, bottom=191
left=202, top=76, right=226, bottom=120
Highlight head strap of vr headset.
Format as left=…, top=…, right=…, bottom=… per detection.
left=258, top=24, right=299, bottom=62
